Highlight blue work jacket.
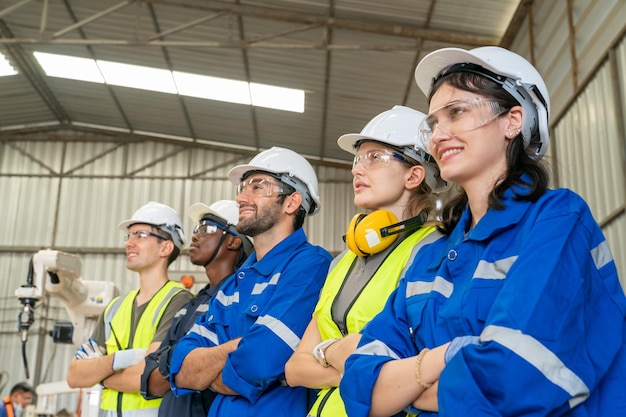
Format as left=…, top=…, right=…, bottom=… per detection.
left=341, top=186, right=626, bottom=416
left=141, top=279, right=226, bottom=417
left=170, top=228, right=332, bottom=417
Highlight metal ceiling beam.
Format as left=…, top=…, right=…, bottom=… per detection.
left=0, top=20, right=69, bottom=123
left=146, top=0, right=496, bottom=47
left=51, top=0, right=136, bottom=39
left=147, top=11, right=228, bottom=41
left=318, top=0, right=334, bottom=162
left=0, top=38, right=443, bottom=50
left=0, top=0, right=35, bottom=19
left=147, top=3, right=196, bottom=141
left=60, top=0, right=134, bottom=131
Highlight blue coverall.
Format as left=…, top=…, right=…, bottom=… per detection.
left=141, top=279, right=227, bottom=417
left=341, top=186, right=626, bottom=416
left=170, top=228, right=332, bottom=416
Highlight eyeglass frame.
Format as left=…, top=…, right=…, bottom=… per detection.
left=352, top=148, right=414, bottom=170
left=236, top=174, right=295, bottom=199
left=124, top=230, right=168, bottom=243
left=417, top=97, right=509, bottom=151
left=192, top=220, right=235, bottom=237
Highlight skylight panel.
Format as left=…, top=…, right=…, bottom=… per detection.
left=32, top=52, right=305, bottom=112
left=0, top=51, right=17, bottom=76
left=34, top=52, right=104, bottom=83
left=97, top=60, right=177, bottom=94
left=174, top=72, right=252, bottom=105
left=250, top=83, right=304, bottom=113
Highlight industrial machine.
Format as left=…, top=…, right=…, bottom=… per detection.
left=15, top=249, right=118, bottom=417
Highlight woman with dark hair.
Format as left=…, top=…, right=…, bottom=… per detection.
left=340, top=46, right=626, bottom=417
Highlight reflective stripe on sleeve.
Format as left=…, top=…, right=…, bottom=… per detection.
left=215, top=291, right=239, bottom=307
left=256, top=314, right=300, bottom=351
left=252, top=272, right=281, bottom=295
left=481, top=325, right=589, bottom=408
left=195, top=303, right=209, bottom=313
left=472, top=256, right=517, bottom=280
left=406, top=276, right=453, bottom=299
left=353, top=340, right=401, bottom=360
left=591, top=240, right=612, bottom=270
left=189, top=323, right=219, bottom=346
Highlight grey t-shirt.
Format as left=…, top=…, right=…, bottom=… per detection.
left=331, top=233, right=408, bottom=334
left=92, top=288, right=192, bottom=350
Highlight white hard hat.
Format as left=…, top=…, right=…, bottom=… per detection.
left=189, top=200, right=254, bottom=259
left=228, top=147, right=321, bottom=215
left=189, top=200, right=240, bottom=226
left=119, top=201, right=185, bottom=249
left=415, top=46, right=550, bottom=159
left=338, top=105, right=448, bottom=192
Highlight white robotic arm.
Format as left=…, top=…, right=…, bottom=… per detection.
left=15, top=249, right=118, bottom=347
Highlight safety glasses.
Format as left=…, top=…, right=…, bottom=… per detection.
left=352, top=149, right=412, bottom=170
left=124, top=230, right=166, bottom=243
left=237, top=177, right=290, bottom=198
left=417, top=98, right=508, bottom=152
left=192, top=221, right=229, bottom=237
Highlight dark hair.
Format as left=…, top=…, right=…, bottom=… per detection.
left=404, top=166, right=437, bottom=220
left=276, top=191, right=306, bottom=230
left=10, top=382, right=35, bottom=396
left=430, top=71, right=549, bottom=234
left=150, top=226, right=180, bottom=265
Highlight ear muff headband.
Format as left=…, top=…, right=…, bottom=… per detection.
left=345, top=210, right=428, bottom=256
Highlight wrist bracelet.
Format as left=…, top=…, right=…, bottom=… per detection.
left=414, top=348, right=433, bottom=389
left=313, top=338, right=340, bottom=368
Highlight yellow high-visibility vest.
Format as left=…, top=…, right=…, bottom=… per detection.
left=309, top=226, right=437, bottom=417
left=100, top=281, right=184, bottom=417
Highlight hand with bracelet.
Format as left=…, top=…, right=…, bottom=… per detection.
left=312, top=334, right=361, bottom=373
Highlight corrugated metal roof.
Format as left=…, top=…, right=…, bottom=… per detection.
left=0, top=0, right=524, bottom=163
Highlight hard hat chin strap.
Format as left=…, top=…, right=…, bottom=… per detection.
left=203, top=231, right=228, bottom=268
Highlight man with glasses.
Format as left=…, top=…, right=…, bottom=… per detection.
left=140, top=200, right=253, bottom=417
left=170, top=147, right=332, bottom=417
left=1, top=382, right=35, bottom=417
left=67, top=201, right=192, bottom=417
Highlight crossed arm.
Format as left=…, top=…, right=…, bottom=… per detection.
left=172, top=338, right=241, bottom=394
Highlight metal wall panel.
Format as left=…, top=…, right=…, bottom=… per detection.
left=0, top=137, right=357, bottom=398
left=552, top=44, right=626, bottom=288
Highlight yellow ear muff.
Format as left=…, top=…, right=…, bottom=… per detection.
left=345, top=213, right=368, bottom=256
left=345, top=210, right=399, bottom=256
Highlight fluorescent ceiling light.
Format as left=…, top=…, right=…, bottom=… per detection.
left=0, top=52, right=17, bottom=76
left=33, top=52, right=304, bottom=112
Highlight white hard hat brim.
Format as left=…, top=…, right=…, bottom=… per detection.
left=118, top=219, right=165, bottom=231
left=415, top=47, right=498, bottom=96
left=337, top=133, right=382, bottom=155
left=228, top=163, right=281, bottom=185
left=189, top=202, right=219, bottom=225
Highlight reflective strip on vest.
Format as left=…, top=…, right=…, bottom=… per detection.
left=310, top=226, right=440, bottom=417
left=100, top=281, right=185, bottom=414
left=99, top=407, right=159, bottom=417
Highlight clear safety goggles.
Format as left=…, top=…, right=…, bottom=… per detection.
left=352, top=149, right=412, bottom=170
left=124, top=230, right=166, bottom=243
left=417, top=98, right=508, bottom=151
left=237, top=176, right=291, bottom=198
left=192, top=221, right=230, bottom=237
